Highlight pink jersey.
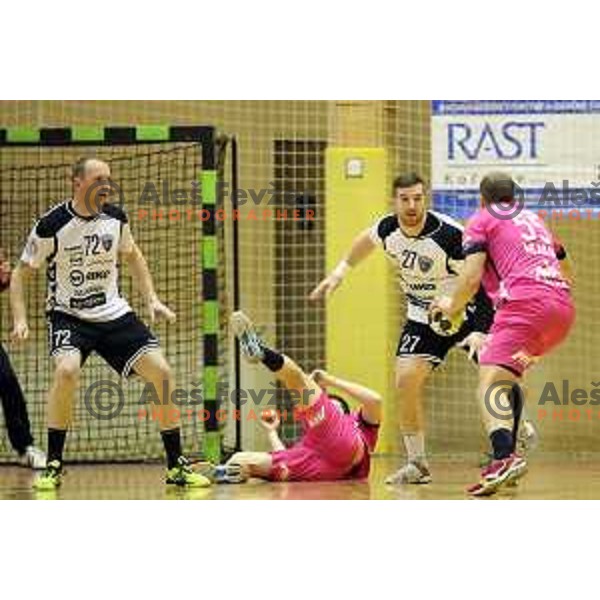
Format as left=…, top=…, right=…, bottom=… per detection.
left=268, top=392, right=380, bottom=482
left=463, top=208, right=570, bottom=307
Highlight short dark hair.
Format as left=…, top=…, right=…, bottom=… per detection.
left=328, top=393, right=351, bottom=415
left=480, top=171, right=516, bottom=204
left=392, top=172, right=426, bottom=194
left=72, top=156, right=96, bottom=180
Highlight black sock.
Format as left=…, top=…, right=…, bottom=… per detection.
left=510, top=384, right=524, bottom=452
left=47, top=429, right=67, bottom=465
left=490, top=428, right=513, bottom=460
left=161, top=428, right=183, bottom=469
left=261, top=347, right=285, bottom=372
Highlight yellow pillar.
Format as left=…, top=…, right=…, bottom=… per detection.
left=325, top=147, right=396, bottom=453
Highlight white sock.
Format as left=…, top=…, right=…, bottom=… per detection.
left=403, top=432, right=427, bottom=465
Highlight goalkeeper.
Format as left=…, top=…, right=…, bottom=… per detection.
left=310, top=173, right=496, bottom=485
left=10, top=157, right=210, bottom=490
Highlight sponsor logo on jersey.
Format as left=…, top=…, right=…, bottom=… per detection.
left=70, top=254, right=84, bottom=266
left=70, top=270, right=85, bottom=287
left=65, top=245, right=84, bottom=267
left=408, top=282, right=436, bottom=291
left=101, top=234, right=114, bottom=252
left=86, top=269, right=111, bottom=282
left=418, top=255, right=434, bottom=273
left=70, top=292, right=107, bottom=310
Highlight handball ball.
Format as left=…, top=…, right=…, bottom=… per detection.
left=429, top=308, right=465, bottom=337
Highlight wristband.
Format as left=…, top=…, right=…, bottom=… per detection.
left=332, top=260, right=351, bottom=280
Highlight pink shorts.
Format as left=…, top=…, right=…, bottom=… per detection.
left=479, top=292, right=575, bottom=376
left=269, top=393, right=364, bottom=482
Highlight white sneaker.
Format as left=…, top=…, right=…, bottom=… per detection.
left=231, top=311, right=266, bottom=363
left=385, top=461, right=432, bottom=485
left=19, top=446, right=47, bottom=470
left=517, top=419, right=539, bottom=455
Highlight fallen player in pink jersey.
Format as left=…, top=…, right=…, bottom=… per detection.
left=220, top=311, right=381, bottom=483
left=431, top=172, right=575, bottom=497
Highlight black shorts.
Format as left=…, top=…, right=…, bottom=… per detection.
left=396, top=319, right=476, bottom=367
left=47, top=311, right=159, bottom=376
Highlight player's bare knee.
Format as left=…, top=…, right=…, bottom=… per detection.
left=227, top=452, right=245, bottom=465
left=395, top=371, right=409, bottom=390
left=227, top=452, right=256, bottom=467
left=228, top=452, right=272, bottom=478
left=54, top=356, right=81, bottom=386
left=395, top=368, right=422, bottom=391
left=145, top=355, right=173, bottom=385
left=395, top=358, right=428, bottom=390
left=155, top=360, right=173, bottom=384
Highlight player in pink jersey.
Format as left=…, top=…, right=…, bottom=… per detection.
left=432, top=172, right=575, bottom=496
left=219, top=311, right=381, bottom=483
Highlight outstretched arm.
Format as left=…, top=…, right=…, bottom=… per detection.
left=313, top=370, right=382, bottom=425
left=309, top=228, right=377, bottom=301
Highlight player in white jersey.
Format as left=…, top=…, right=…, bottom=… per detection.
left=9, top=157, right=210, bottom=490
left=310, top=173, right=494, bottom=484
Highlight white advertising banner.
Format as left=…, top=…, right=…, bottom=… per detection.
left=431, top=100, right=600, bottom=219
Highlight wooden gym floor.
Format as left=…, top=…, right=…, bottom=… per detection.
left=2, top=455, right=600, bottom=500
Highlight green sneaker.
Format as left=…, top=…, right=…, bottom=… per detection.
left=33, top=460, right=63, bottom=491
left=166, top=457, right=212, bottom=488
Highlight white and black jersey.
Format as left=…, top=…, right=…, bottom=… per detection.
left=21, top=201, right=134, bottom=322
left=370, top=210, right=493, bottom=331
